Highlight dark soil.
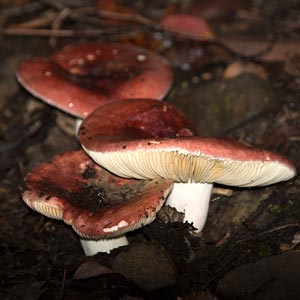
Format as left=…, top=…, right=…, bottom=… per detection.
left=1, top=1, right=300, bottom=300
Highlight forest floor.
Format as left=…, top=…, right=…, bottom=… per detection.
left=1, top=1, right=300, bottom=299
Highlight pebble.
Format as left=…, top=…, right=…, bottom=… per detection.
left=112, top=242, right=177, bottom=291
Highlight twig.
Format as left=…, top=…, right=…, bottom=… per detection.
left=212, top=187, right=233, bottom=197
left=12, top=10, right=58, bottom=29
left=50, top=7, right=72, bottom=47
left=97, top=9, right=155, bottom=27
left=2, top=27, right=124, bottom=37
left=237, top=223, right=300, bottom=244
left=59, top=267, right=67, bottom=300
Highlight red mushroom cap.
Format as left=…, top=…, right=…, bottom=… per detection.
left=160, top=14, right=214, bottom=41
left=79, top=97, right=197, bottom=140
left=16, top=42, right=173, bottom=118
left=79, top=98, right=296, bottom=187
left=21, top=150, right=173, bottom=238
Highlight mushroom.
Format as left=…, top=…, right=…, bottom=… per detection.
left=21, top=150, right=173, bottom=255
left=78, top=98, right=296, bottom=232
left=160, top=14, right=214, bottom=41
left=16, top=42, right=173, bottom=118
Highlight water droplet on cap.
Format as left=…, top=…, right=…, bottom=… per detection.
left=44, top=71, right=52, bottom=77
left=69, top=59, right=77, bottom=66
left=86, top=54, right=96, bottom=61
left=136, top=53, right=147, bottom=62
left=77, top=58, right=85, bottom=65
left=70, top=67, right=81, bottom=75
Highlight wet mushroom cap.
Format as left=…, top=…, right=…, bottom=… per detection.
left=79, top=98, right=197, bottom=140
left=16, top=58, right=103, bottom=118
left=16, top=42, right=173, bottom=118
left=79, top=99, right=296, bottom=187
left=21, top=150, right=173, bottom=238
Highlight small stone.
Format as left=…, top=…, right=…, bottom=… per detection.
left=112, top=242, right=176, bottom=291
left=223, top=61, right=267, bottom=80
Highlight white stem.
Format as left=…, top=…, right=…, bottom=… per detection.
left=80, top=235, right=129, bottom=256
left=75, top=118, right=83, bottom=135
left=165, top=182, right=213, bottom=232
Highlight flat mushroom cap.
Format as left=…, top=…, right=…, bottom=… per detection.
left=16, top=42, right=173, bottom=118
left=21, top=150, right=173, bottom=238
left=79, top=99, right=296, bottom=187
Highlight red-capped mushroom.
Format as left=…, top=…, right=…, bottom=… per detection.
left=16, top=42, right=173, bottom=118
left=160, top=14, right=214, bottom=41
left=22, top=150, right=173, bottom=255
left=78, top=98, right=296, bottom=231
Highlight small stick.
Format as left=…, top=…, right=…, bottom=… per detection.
left=212, top=187, right=233, bottom=197
left=2, top=27, right=122, bottom=37
left=49, top=7, right=72, bottom=47
left=59, top=267, right=67, bottom=300
left=11, top=10, right=58, bottom=29
left=237, top=223, right=300, bottom=244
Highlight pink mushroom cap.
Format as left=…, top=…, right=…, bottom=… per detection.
left=21, top=150, right=173, bottom=238
left=16, top=42, right=173, bottom=118
left=160, top=14, right=214, bottom=41
left=79, top=98, right=296, bottom=187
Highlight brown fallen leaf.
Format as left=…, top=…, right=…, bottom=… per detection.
left=219, top=37, right=300, bottom=75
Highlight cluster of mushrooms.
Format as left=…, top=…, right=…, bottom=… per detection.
left=18, top=42, right=296, bottom=256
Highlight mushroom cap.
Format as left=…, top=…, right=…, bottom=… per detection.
left=160, top=14, right=214, bottom=41
left=16, top=42, right=173, bottom=118
left=21, top=150, right=173, bottom=238
left=79, top=98, right=296, bottom=187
